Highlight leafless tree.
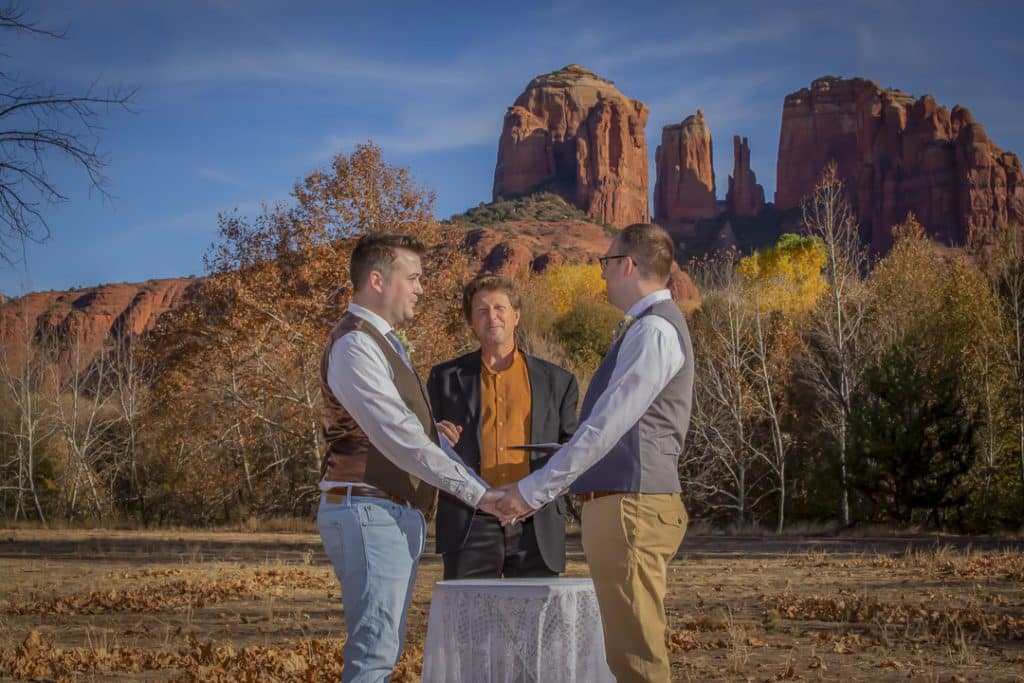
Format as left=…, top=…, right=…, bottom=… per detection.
left=799, top=164, right=869, bottom=526
left=107, top=334, right=152, bottom=519
left=0, top=3, right=136, bottom=263
left=0, top=312, right=56, bottom=522
left=747, top=289, right=796, bottom=533
left=685, top=254, right=771, bottom=526
left=49, top=321, right=115, bottom=520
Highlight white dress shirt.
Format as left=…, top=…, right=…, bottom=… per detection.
left=517, top=289, right=686, bottom=509
left=321, top=303, right=486, bottom=507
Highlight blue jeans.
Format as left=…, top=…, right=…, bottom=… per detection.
left=317, top=491, right=426, bottom=683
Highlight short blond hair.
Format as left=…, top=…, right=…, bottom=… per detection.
left=617, top=223, right=674, bottom=281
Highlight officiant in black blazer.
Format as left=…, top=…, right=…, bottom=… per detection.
left=427, top=274, right=579, bottom=579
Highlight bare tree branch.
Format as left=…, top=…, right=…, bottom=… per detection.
left=0, top=4, right=136, bottom=263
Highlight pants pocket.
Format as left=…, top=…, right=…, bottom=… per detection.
left=657, top=510, right=685, bottom=527
left=360, top=501, right=399, bottom=527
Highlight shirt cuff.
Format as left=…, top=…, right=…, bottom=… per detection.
left=443, top=477, right=486, bottom=508
left=517, top=472, right=549, bottom=510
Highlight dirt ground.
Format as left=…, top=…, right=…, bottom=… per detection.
left=0, top=527, right=1021, bottom=681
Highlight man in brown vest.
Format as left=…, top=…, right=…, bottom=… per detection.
left=317, top=232, right=504, bottom=683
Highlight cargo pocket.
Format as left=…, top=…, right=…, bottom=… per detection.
left=657, top=510, right=685, bottom=527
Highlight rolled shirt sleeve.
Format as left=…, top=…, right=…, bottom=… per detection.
left=327, top=331, right=486, bottom=507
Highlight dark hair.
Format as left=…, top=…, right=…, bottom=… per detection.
left=350, top=232, right=426, bottom=292
left=461, top=273, right=522, bottom=323
left=616, top=223, right=674, bottom=282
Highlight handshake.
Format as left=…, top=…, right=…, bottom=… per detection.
left=478, top=485, right=535, bottom=525
left=435, top=419, right=544, bottom=525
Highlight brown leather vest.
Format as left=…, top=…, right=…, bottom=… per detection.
left=319, top=312, right=438, bottom=513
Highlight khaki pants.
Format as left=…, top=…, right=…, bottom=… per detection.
left=581, top=493, right=687, bottom=683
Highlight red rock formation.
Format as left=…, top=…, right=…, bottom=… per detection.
left=776, top=76, right=1024, bottom=251
left=0, top=278, right=198, bottom=369
left=493, top=65, right=650, bottom=227
left=463, top=220, right=611, bottom=277
left=460, top=221, right=700, bottom=307
left=654, top=110, right=716, bottom=223
left=726, top=136, right=765, bottom=217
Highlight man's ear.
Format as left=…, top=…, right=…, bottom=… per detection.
left=368, top=269, right=386, bottom=293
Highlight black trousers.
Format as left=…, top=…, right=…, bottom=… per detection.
left=442, top=512, right=557, bottom=580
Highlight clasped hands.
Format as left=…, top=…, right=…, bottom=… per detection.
left=437, top=419, right=537, bottom=525
left=478, top=484, right=536, bottom=525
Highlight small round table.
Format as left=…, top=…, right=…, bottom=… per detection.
left=421, top=577, right=615, bottom=683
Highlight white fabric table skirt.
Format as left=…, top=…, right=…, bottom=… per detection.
left=421, top=577, right=615, bottom=683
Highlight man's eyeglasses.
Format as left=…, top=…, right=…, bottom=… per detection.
left=598, top=254, right=631, bottom=272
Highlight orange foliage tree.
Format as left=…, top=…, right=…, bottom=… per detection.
left=145, top=143, right=469, bottom=523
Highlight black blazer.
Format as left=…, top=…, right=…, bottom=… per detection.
left=427, top=350, right=579, bottom=572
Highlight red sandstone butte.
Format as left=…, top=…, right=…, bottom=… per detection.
left=727, top=136, right=765, bottom=217
left=654, top=110, right=717, bottom=223
left=775, top=76, right=1024, bottom=251
left=492, top=64, right=650, bottom=227
left=0, top=278, right=197, bottom=368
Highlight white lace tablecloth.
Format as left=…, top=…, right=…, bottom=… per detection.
left=421, top=578, right=614, bottom=683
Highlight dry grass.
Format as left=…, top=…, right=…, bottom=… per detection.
left=1, top=529, right=1022, bottom=681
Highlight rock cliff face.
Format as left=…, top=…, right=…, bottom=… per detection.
left=493, top=65, right=650, bottom=227
left=727, top=136, right=765, bottom=217
left=776, top=76, right=1024, bottom=251
left=0, top=278, right=198, bottom=363
left=654, top=110, right=716, bottom=223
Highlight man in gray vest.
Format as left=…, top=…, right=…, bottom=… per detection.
left=318, top=232, right=504, bottom=683
left=495, top=223, right=692, bottom=683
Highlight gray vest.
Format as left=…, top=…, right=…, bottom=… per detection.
left=570, top=299, right=693, bottom=494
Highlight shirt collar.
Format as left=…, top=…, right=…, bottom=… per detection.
left=481, top=347, right=522, bottom=376
left=347, top=302, right=394, bottom=336
left=625, top=289, right=672, bottom=318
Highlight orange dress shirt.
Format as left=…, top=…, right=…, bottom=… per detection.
left=479, top=349, right=532, bottom=487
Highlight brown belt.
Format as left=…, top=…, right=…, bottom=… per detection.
left=326, top=485, right=408, bottom=506
left=578, top=490, right=627, bottom=503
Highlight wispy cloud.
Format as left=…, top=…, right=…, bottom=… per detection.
left=319, top=103, right=505, bottom=159
left=646, top=70, right=786, bottom=133
left=62, top=47, right=491, bottom=91
left=600, top=24, right=800, bottom=71
left=161, top=199, right=270, bottom=235
left=196, top=166, right=242, bottom=187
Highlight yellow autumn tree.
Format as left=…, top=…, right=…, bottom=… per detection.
left=737, top=233, right=827, bottom=317
left=518, top=262, right=616, bottom=387
left=540, top=263, right=606, bottom=315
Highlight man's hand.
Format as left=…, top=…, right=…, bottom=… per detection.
left=477, top=488, right=506, bottom=517
left=494, top=483, right=536, bottom=526
left=436, top=420, right=463, bottom=446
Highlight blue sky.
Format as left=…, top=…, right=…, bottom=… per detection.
left=3, top=0, right=1022, bottom=294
